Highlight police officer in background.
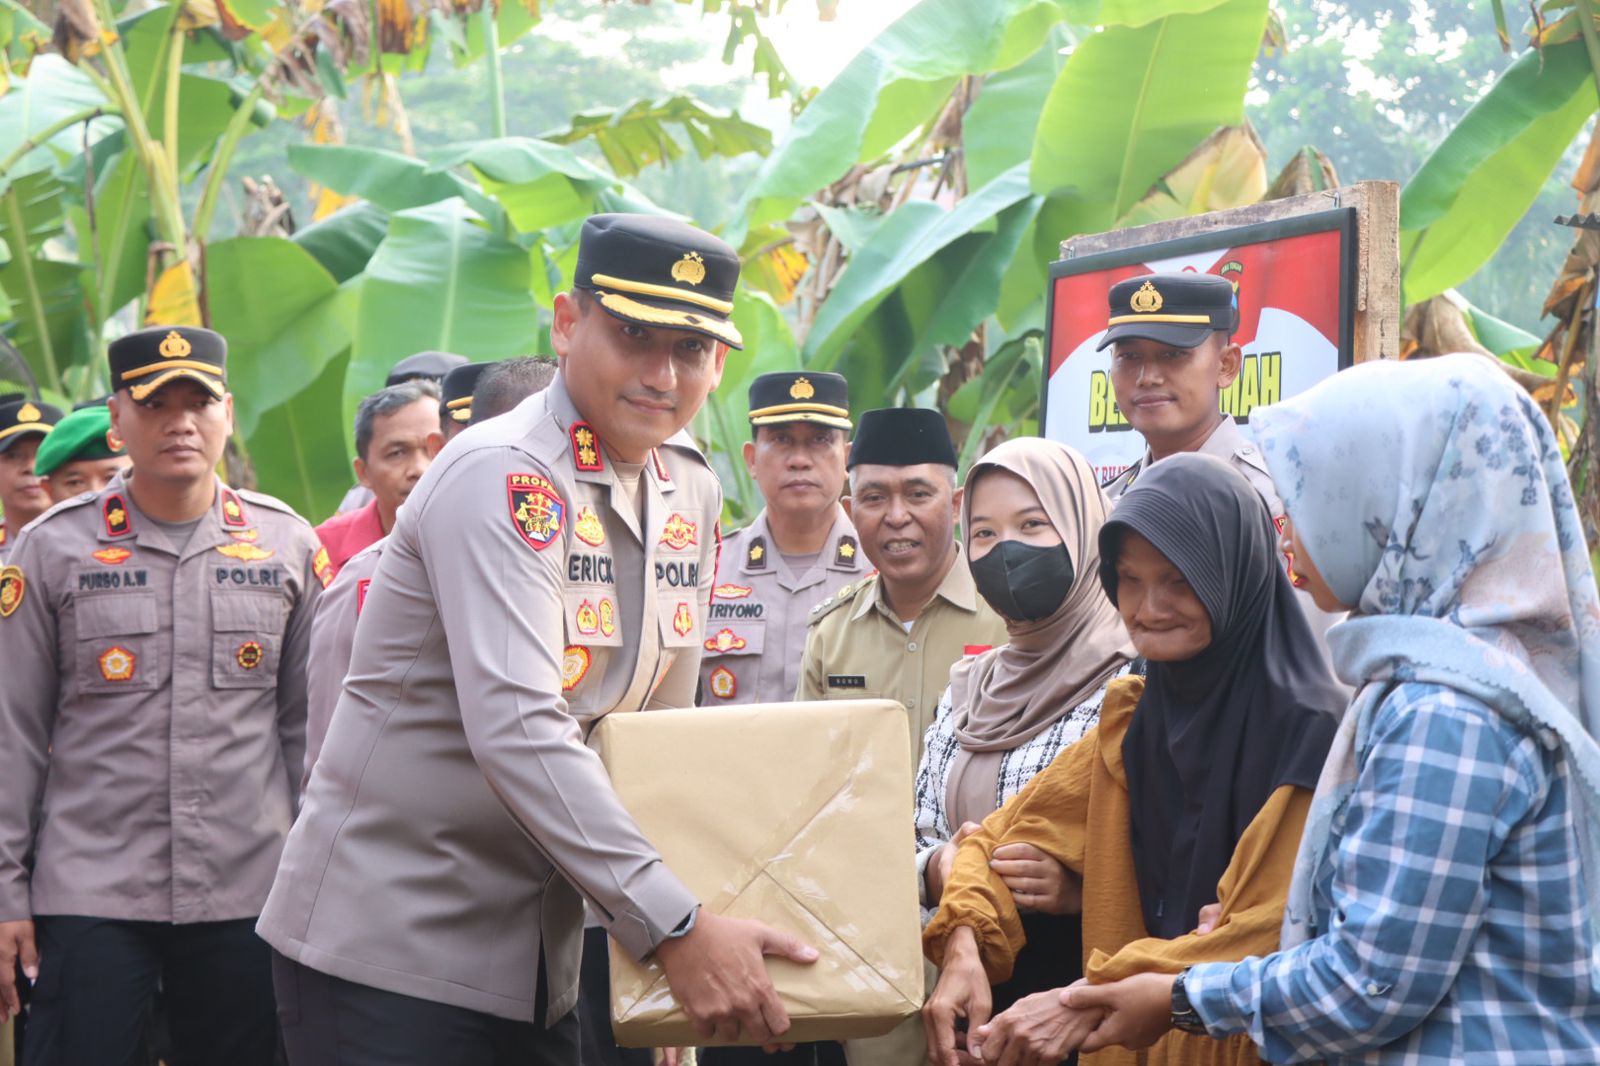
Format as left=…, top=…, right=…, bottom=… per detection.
left=32, top=402, right=131, bottom=504
left=798, top=408, right=1008, bottom=762
left=1096, top=272, right=1342, bottom=639
left=699, top=371, right=859, bottom=706
left=435, top=360, right=498, bottom=448
left=0, top=397, right=63, bottom=563
left=259, top=214, right=816, bottom=1065
left=0, top=326, right=327, bottom=1064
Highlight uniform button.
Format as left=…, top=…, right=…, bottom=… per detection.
left=907, top=698, right=917, bottom=709
left=907, top=641, right=918, bottom=652
left=1365, top=982, right=1383, bottom=996
left=1241, top=445, right=1255, bottom=455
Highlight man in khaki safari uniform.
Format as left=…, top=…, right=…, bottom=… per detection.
left=0, top=326, right=326, bottom=1065
left=698, top=371, right=859, bottom=707
left=259, top=214, right=816, bottom=1066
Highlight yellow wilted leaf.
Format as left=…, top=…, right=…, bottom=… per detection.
left=177, top=0, right=220, bottom=32
left=1116, top=124, right=1268, bottom=229
left=763, top=244, right=809, bottom=305
left=305, top=101, right=355, bottom=220
left=146, top=261, right=202, bottom=327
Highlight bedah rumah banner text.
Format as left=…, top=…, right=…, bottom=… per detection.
left=1041, top=209, right=1356, bottom=484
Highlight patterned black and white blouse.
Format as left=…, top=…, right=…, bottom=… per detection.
left=913, top=663, right=1137, bottom=909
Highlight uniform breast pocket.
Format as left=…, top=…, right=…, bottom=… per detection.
left=562, top=588, right=623, bottom=648
left=75, top=593, right=163, bottom=695
left=700, top=620, right=764, bottom=659
left=210, top=589, right=289, bottom=689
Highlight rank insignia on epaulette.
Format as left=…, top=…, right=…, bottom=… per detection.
left=651, top=448, right=671, bottom=483
left=708, top=666, right=736, bottom=699
left=98, top=645, right=136, bottom=682
left=312, top=546, right=334, bottom=588
left=236, top=641, right=264, bottom=670
left=92, top=547, right=132, bottom=565
left=0, top=565, right=24, bottom=618
left=508, top=473, right=565, bottom=551
left=747, top=536, right=767, bottom=569
left=836, top=535, right=858, bottom=566
left=103, top=494, right=132, bottom=538
left=570, top=422, right=604, bottom=472
left=220, top=488, right=248, bottom=528
left=561, top=646, right=592, bottom=692
left=216, top=542, right=274, bottom=562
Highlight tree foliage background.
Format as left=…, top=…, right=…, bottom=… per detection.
left=0, top=0, right=1593, bottom=553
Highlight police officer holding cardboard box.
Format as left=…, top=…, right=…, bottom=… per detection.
left=699, top=371, right=860, bottom=706
left=0, top=325, right=327, bottom=1064
left=259, top=214, right=817, bottom=1066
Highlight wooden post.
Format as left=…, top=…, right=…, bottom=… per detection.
left=1059, top=181, right=1402, bottom=363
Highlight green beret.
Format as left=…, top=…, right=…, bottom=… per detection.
left=33, top=405, right=125, bottom=477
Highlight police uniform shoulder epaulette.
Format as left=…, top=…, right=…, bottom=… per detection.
left=656, top=431, right=715, bottom=471
left=807, top=573, right=874, bottom=626
left=235, top=487, right=313, bottom=526
left=26, top=489, right=100, bottom=528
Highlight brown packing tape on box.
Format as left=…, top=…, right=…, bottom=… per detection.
left=595, top=699, right=925, bottom=1047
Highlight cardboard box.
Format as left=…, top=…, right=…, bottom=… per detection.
left=595, top=699, right=925, bottom=1047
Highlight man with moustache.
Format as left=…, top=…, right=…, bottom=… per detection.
left=258, top=214, right=816, bottom=1066
left=1097, top=273, right=1341, bottom=638
left=698, top=371, right=860, bottom=706
left=0, top=396, right=62, bottom=564
left=0, top=326, right=326, bottom=1064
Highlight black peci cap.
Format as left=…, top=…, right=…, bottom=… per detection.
left=440, top=361, right=497, bottom=424
left=1096, top=272, right=1237, bottom=351
left=748, top=372, right=850, bottom=431
left=574, top=213, right=743, bottom=350
left=0, top=396, right=63, bottom=454
left=847, top=408, right=957, bottom=470
left=108, top=326, right=227, bottom=402
left=388, top=350, right=468, bottom=386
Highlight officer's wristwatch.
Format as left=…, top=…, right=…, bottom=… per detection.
left=1169, top=969, right=1207, bottom=1036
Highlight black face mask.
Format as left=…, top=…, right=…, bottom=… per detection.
left=968, top=539, right=1075, bottom=623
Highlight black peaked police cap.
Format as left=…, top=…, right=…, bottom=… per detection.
left=441, top=362, right=497, bottom=424
left=1096, top=272, right=1238, bottom=351
left=748, top=372, right=851, bottom=431
left=574, top=214, right=743, bottom=350
left=388, top=351, right=468, bottom=386
left=0, top=395, right=63, bottom=454
left=109, top=326, right=227, bottom=403
left=847, top=408, right=957, bottom=471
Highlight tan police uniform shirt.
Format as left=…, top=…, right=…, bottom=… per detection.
left=0, top=475, right=325, bottom=924
left=698, top=507, right=861, bottom=705
left=257, top=376, right=718, bottom=1026
left=302, top=537, right=385, bottom=788
left=796, top=544, right=1009, bottom=765
left=1101, top=415, right=1346, bottom=641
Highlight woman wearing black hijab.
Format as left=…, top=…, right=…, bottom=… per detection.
left=922, top=454, right=1342, bottom=1066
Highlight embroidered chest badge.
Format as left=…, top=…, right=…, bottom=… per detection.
left=575, top=600, right=600, bottom=636
left=708, top=666, right=736, bottom=700
left=236, top=641, right=264, bottom=669
left=216, top=542, right=274, bottom=562
left=703, top=628, right=746, bottom=653
left=561, top=646, right=592, bottom=692
left=574, top=506, right=606, bottom=548
left=599, top=597, right=617, bottom=638
left=508, top=474, right=565, bottom=551
left=712, top=583, right=752, bottom=599
left=98, top=646, right=136, bottom=682
left=92, top=547, right=132, bottom=565
left=660, top=513, right=697, bottom=551
left=671, top=601, right=694, bottom=637
left=0, top=566, right=24, bottom=618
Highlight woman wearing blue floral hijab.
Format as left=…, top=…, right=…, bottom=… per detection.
left=1063, top=353, right=1600, bottom=1064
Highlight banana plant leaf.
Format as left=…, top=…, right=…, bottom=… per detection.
left=1399, top=40, right=1597, bottom=305
left=541, top=95, right=771, bottom=179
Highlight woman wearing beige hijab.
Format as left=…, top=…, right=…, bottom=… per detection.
left=913, top=438, right=1136, bottom=1041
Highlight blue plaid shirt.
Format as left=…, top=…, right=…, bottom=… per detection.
left=1186, top=682, right=1600, bottom=1064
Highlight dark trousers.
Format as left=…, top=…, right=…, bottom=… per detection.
left=273, top=950, right=580, bottom=1066
left=578, top=927, right=652, bottom=1066
left=22, top=915, right=275, bottom=1066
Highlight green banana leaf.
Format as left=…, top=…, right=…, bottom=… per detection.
left=293, top=201, right=392, bottom=284
left=0, top=55, right=118, bottom=180
left=541, top=95, right=771, bottom=179
left=249, top=348, right=355, bottom=523
left=287, top=144, right=475, bottom=213
left=963, top=27, right=1070, bottom=193
left=345, top=198, right=541, bottom=441
left=802, top=162, right=1038, bottom=371
left=729, top=0, right=1070, bottom=242
left=437, top=138, right=619, bottom=233
left=205, top=236, right=354, bottom=439
left=1399, top=41, right=1597, bottom=305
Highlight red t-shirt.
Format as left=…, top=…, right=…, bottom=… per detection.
left=313, top=498, right=385, bottom=580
